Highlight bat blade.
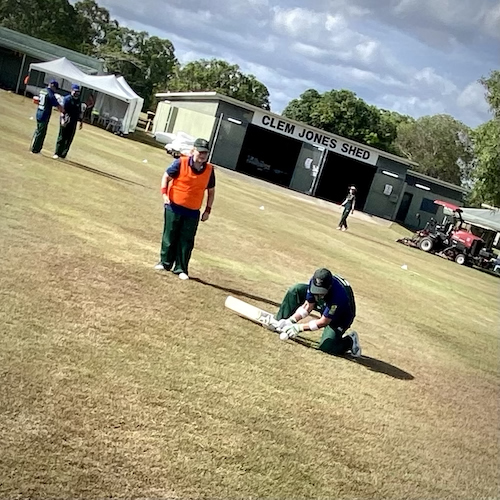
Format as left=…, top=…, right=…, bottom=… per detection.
left=225, top=296, right=277, bottom=330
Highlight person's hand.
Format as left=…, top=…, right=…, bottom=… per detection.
left=276, top=318, right=293, bottom=332
left=280, top=323, right=304, bottom=340
left=163, top=195, right=170, bottom=205
left=201, top=210, right=210, bottom=222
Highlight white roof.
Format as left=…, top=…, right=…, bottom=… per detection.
left=30, top=57, right=141, bottom=102
left=461, top=207, right=500, bottom=232
left=30, top=57, right=88, bottom=83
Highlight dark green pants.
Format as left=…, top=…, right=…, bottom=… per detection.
left=160, top=207, right=199, bottom=275
left=338, top=208, right=350, bottom=229
left=55, top=123, right=77, bottom=158
left=275, top=283, right=354, bottom=355
left=31, top=120, right=49, bottom=153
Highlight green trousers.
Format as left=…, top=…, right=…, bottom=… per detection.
left=160, top=208, right=199, bottom=275
left=55, top=123, right=77, bottom=158
left=275, top=283, right=354, bottom=355
left=31, top=120, right=49, bottom=153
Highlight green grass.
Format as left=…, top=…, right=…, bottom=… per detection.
left=0, top=90, right=499, bottom=499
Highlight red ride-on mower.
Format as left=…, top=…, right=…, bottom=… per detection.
left=397, top=200, right=485, bottom=266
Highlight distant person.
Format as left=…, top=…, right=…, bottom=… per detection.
left=30, top=80, right=64, bottom=154
left=274, top=268, right=361, bottom=357
left=337, top=185, right=357, bottom=231
left=84, top=92, right=95, bottom=121
left=154, top=138, right=215, bottom=280
left=53, top=84, right=83, bottom=159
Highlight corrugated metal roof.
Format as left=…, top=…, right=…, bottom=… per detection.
left=156, top=91, right=420, bottom=168
left=0, top=27, right=103, bottom=74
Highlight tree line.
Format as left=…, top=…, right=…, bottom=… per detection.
left=0, top=0, right=498, bottom=205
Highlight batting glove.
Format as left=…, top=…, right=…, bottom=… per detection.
left=280, top=323, right=304, bottom=340
left=276, top=318, right=293, bottom=332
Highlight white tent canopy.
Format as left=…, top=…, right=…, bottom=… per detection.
left=29, top=57, right=144, bottom=134
left=461, top=208, right=500, bottom=233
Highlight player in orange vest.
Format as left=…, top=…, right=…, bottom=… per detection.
left=154, top=138, right=215, bottom=280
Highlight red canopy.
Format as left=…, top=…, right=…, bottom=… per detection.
left=434, top=200, right=462, bottom=212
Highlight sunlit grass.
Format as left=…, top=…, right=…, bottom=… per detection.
left=0, top=90, right=499, bottom=499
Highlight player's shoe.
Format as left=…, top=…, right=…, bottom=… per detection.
left=52, top=154, right=59, bottom=159
left=178, top=272, right=189, bottom=280
left=154, top=262, right=168, bottom=270
left=348, top=331, right=362, bottom=357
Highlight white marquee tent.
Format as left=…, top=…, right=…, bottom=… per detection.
left=29, top=57, right=144, bottom=134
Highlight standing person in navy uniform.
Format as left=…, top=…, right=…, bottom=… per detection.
left=337, top=185, right=357, bottom=231
left=275, top=268, right=361, bottom=357
left=31, top=80, right=64, bottom=154
left=154, top=138, right=216, bottom=280
left=53, top=84, right=83, bottom=159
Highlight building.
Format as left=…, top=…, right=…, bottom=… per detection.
left=153, top=92, right=466, bottom=224
left=0, top=27, right=103, bottom=94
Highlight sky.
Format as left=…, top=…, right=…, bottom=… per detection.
left=94, top=0, right=499, bottom=127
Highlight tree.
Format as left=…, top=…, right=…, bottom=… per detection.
left=469, top=71, right=500, bottom=206
left=0, top=0, right=88, bottom=50
left=281, top=89, right=321, bottom=123
left=480, top=70, right=500, bottom=118
left=168, top=59, right=270, bottom=110
left=282, top=89, right=404, bottom=153
left=395, top=115, right=474, bottom=185
left=74, top=0, right=114, bottom=53
left=77, top=19, right=178, bottom=109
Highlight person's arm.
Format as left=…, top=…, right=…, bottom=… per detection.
left=161, top=159, right=181, bottom=204
left=288, top=300, right=315, bottom=323
left=160, top=171, right=174, bottom=205
left=201, top=187, right=215, bottom=221
left=282, top=301, right=336, bottom=336
left=51, top=94, right=64, bottom=114
left=78, top=103, right=84, bottom=130
left=351, top=197, right=355, bottom=214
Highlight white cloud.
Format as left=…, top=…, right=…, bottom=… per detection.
left=413, top=68, right=458, bottom=95
left=89, top=0, right=495, bottom=126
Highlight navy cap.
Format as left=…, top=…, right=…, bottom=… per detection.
left=194, top=138, right=210, bottom=152
left=49, top=80, right=59, bottom=89
left=310, top=268, right=333, bottom=295
left=71, top=83, right=81, bottom=91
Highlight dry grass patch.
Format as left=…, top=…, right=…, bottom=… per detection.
left=0, top=91, right=499, bottom=499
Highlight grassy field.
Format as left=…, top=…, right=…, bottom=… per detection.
left=0, top=90, right=499, bottom=500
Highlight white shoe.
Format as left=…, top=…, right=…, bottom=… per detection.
left=178, top=272, right=189, bottom=280
left=154, top=263, right=167, bottom=270
left=349, top=331, right=362, bottom=357
left=52, top=154, right=59, bottom=159
left=341, top=227, right=347, bottom=231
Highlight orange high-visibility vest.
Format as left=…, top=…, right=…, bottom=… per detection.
left=168, top=156, right=213, bottom=210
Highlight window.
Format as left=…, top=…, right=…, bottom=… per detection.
left=419, top=198, right=438, bottom=214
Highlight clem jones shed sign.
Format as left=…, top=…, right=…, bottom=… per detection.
left=251, top=110, right=379, bottom=166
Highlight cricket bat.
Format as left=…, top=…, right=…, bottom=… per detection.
left=225, top=296, right=277, bottom=331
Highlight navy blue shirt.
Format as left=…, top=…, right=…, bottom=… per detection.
left=36, top=87, right=60, bottom=123
left=305, top=274, right=356, bottom=318
left=62, top=94, right=83, bottom=124
left=165, top=156, right=216, bottom=219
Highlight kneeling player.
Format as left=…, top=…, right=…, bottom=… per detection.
left=275, top=268, right=361, bottom=357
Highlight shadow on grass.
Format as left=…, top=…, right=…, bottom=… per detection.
left=61, top=159, right=151, bottom=189
left=294, top=336, right=414, bottom=380
left=191, top=277, right=281, bottom=308
left=191, top=278, right=413, bottom=380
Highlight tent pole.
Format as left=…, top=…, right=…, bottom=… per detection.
left=15, top=53, right=27, bottom=94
